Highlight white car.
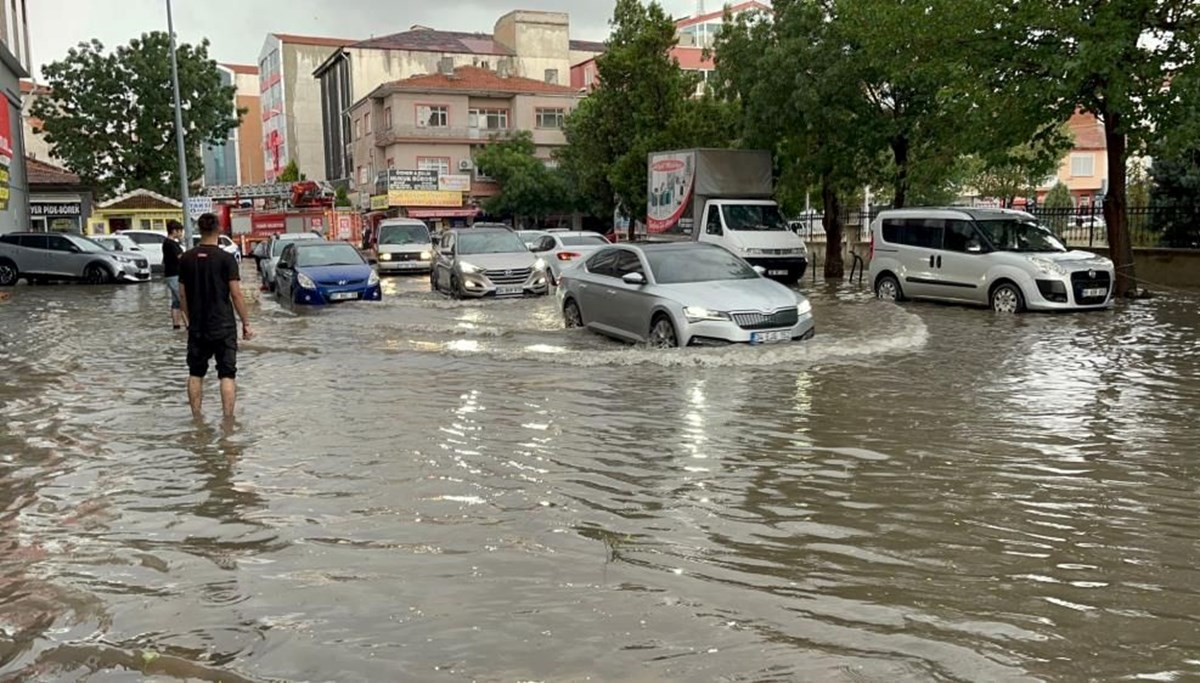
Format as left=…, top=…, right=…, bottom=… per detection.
left=115, top=229, right=169, bottom=272
left=91, top=234, right=156, bottom=264
left=525, top=231, right=612, bottom=284
left=190, top=234, right=242, bottom=263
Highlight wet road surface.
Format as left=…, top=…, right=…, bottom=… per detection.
left=1, top=272, right=1199, bottom=682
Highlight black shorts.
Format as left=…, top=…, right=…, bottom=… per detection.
left=187, top=332, right=238, bottom=379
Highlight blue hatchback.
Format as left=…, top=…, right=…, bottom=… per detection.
left=274, top=241, right=382, bottom=305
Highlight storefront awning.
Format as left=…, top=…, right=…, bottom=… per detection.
left=407, top=208, right=481, bottom=219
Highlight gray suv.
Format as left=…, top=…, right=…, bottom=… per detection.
left=431, top=227, right=549, bottom=298
left=0, top=232, right=150, bottom=286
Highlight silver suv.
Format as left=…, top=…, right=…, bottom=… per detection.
left=868, top=208, right=1116, bottom=313
left=0, top=232, right=150, bottom=285
left=431, top=227, right=549, bottom=298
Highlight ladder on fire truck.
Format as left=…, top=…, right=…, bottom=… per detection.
left=202, top=181, right=336, bottom=202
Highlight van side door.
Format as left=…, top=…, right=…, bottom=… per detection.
left=930, top=219, right=989, bottom=303
left=884, top=218, right=943, bottom=299
left=697, top=203, right=723, bottom=247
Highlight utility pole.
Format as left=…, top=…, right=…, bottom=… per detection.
left=166, top=0, right=193, bottom=243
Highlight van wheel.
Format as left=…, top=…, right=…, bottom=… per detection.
left=990, top=282, right=1025, bottom=314
left=83, top=263, right=110, bottom=285
left=875, top=274, right=904, bottom=302
left=0, top=259, right=18, bottom=286
left=648, top=314, right=679, bottom=349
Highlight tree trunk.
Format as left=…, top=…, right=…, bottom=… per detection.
left=1102, top=107, right=1136, bottom=297
left=891, top=135, right=909, bottom=209
left=822, top=178, right=844, bottom=279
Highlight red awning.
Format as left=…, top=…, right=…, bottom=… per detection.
left=406, top=208, right=480, bottom=218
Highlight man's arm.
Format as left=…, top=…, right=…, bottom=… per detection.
left=178, top=281, right=190, bottom=328
left=229, top=278, right=254, bottom=340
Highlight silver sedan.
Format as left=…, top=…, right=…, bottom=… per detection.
left=557, top=242, right=815, bottom=348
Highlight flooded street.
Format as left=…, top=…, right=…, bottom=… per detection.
left=2, top=272, right=1199, bottom=682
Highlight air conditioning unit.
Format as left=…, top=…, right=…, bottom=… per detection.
left=458, top=159, right=474, bottom=171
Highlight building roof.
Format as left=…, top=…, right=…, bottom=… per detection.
left=569, top=39, right=606, bottom=53
left=369, top=65, right=579, bottom=99
left=19, top=79, right=49, bottom=95
left=676, top=1, right=770, bottom=29
left=673, top=47, right=713, bottom=70
left=222, top=63, right=259, bottom=75
left=351, top=28, right=513, bottom=56
left=98, top=188, right=182, bottom=210
left=27, top=157, right=80, bottom=186
left=272, top=33, right=355, bottom=48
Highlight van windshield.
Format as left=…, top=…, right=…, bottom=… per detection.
left=976, top=219, right=1067, bottom=253
left=379, top=224, right=430, bottom=245
left=721, top=204, right=790, bottom=232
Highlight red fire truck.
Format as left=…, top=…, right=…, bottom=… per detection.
left=204, top=182, right=362, bottom=254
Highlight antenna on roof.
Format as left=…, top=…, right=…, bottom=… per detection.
left=696, top=0, right=705, bottom=16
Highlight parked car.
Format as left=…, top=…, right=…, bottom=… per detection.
left=274, top=241, right=381, bottom=305
left=263, top=232, right=324, bottom=291
left=190, top=234, right=242, bottom=263
left=0, top=232, right=151, bottom=285
left=557, top=242, right=815, bottom=348
left=868, top=207, right=1116, bottom=313
left=527, top=231, right=612, bottom=284
left=375, top=218, right=434, bottom=274
left=117, top=229, right=170, bottom=272
left=516, top=230, right=549, bottom=249
left=431, top=227, right=550, bottom=299
left=92, top=233, right=154, bottom=261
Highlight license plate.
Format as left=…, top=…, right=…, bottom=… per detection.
left=768, top=269, right=788, bottom=276
left=751, top=330, right=792, bottom=344
left=1083, top=287, right=1107, bottom=298
left=330, top=291, right=359, bottom=301
left=496, top=285, right=524, bottom=296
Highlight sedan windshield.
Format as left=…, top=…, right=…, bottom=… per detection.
left=379, top=224, right=429, bottom=245
left=70, top=236, right=109, bottom=253
left=976, top=219, right=1067, bottom=253
left=296, top=244, right=364, bottom=267
left=647, top=248, right=759, bottom=284
left=458, top=231, right=527, bottom=255
left=560, top=234, right=608, bottom=247
left=722, top=204, right=790, bottom=232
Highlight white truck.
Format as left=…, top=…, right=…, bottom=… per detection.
left=646, top=149, right=808, bottom=283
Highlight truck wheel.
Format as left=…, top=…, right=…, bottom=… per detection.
left=0, top=259, right=18, bottom=286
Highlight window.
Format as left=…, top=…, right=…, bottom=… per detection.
left=585, top=66, right=595, bottom=87
left=354, top=117, right=362, bottom=140
left=358, top=166, right=367, bottom=185
left=544, top=69, right=559, bottom=85
left=942, top=220, right=983, bottom=253
left=706, top=208, right=723, bottom=235
left=468, top=108, right=508, bottom=130
left=586, top=249, right=619, bottom=277
left=417, top=104, right=449, bottom=128
left=535, top=108, right=566, bottom=129
left=1070, top=153, right=1095, bottom=178
left=881, top=218, right=944, bottom=249
left=139, top=219, right=152, bottom=230
left=384, top=106, right=392, bottom=129
left=614, top=251, right=644, bottom=278
left=417, top=157, right=451, bottom=176
left=533, top=235, right=557, bottom=253
left=47, top=235, right=73, bottom=252
left=364, top=112, right=371, bottom=134
left=16, top=234, right=48, bottom=249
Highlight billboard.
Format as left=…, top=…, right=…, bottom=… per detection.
left=388, top=190, right=463, bottom=208
left=646, top=152, right=695, bottom=233
left=438, top=174, right=472, bottom=192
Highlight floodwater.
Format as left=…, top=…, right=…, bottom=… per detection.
left=1, top=271, right=1199, bottom=682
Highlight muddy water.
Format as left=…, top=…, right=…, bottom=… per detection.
left=1, top=273, right=1198, bottom=682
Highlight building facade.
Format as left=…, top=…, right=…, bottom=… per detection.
left=27, top=157, right=91, bottom=233
left=259, top=34, right=350, bottom=183
left=203, top=64, right=265, bottom=187
left=316, top=11, right=603, bottom=184
left=347, top=66, right=580, bottom=228
left=87, top=189, right=183, bottom=236
left=1038, top=112, right=1109, bottom=207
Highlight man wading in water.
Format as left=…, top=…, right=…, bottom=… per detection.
left=179, top=213, right=254, bottom=420
left=163, top=220, right=185, bottom=329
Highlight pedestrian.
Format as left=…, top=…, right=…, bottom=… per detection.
left=179, top=213, right=254, bottom=421
left=162, top=220, right=185, bottom=330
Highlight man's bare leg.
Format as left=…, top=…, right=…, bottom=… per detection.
left=188, top=376, right=204, bottom=419
left=220, top=379, right=237, bottom=419
left=172, top=308, right=183, bottom=328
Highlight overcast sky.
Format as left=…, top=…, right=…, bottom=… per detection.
left=27, top=0, right=705, bottom=79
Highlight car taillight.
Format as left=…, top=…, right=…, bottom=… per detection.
left=557, top=252, right=581, bottom=261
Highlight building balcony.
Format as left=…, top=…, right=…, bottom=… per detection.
left=374, top=126, right=519, bottom=147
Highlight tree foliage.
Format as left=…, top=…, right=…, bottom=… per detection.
left=475, top=131, right=570, bottom=225
left=1150, top=151, right=1200, bottom=247
left=32, top=33, right=243, bottom=199
left=967, top=137, right=1068, bottom=208
left=278, top=160, right=303, bottom=182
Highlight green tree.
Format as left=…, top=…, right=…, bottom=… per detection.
left=334, top=186, right=352, bottom=208
left=278, top=159, right=303, bottom=182
left=1042, top=181, right=1074, bottom=232
left=32, top=33, right=242, bottom=198
left=968, top=137, right=1068, bottom=207
left=1150, top=151, right=1200, bottom=247
left=990, top=0, right=1200, bottom=295
left=475, top=132, right=570, bottom=225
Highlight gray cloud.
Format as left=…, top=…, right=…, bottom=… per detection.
left=28, top=0, right=700, bottom=78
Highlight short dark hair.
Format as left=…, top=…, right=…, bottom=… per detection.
left=197, top=213, right=219, bottom=235
left=166, top=220, right=184, bottom=235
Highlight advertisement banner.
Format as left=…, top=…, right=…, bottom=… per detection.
left=337, top=214, right=353, bottom=240
left=438, top=174, right=472, bottom=192
left=0, top=102, right=12, bottom=167
left=389, top=190, right=463, bottom=208
left=646, top=152, right=696, bottom=233
left=385, top=170, right=439, bottom=191
left=0, top=166, right=9, bottom=210
left=370, top=194, right=389, bottom=211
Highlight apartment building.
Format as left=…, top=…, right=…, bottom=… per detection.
left=259, top=33, right=352, bottom=182
left=347, top=65, right=580, bottom=228
left=0, top=0, right=29, bottom=233
left=316, top=11, right=604, bottom=183
left=19, top=79, right=50, bottom=161
left=1038, top=111, right=1108, bottom=207
left=203, top=64, right=265, bottom=186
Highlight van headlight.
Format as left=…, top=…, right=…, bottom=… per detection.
left=297, top=272, right=317, bottom=290
left=797, top=299, right=812, bottom=316
left=684, top=306, right=731, bottom=322
left=420, top=251, right=432, bottom=261
left=379, top=253, right=393, bottom=261
left=743, top=248, right=764, bottom=256
left=1030, top=257, right=1067, bottom=276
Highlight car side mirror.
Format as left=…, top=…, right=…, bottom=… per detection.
left=753, top=265, right=767, bottom=276
left=622, top=272, right=646, bottom=286
left=967, top=244, right=983, bottom=254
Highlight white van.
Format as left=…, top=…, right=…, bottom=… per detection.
left=868, top=207, right=1116, bottom=313
left=375, top=218, right=434, bottom=274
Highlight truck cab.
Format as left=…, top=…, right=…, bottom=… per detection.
left=697, top=200, right=809, bottom=284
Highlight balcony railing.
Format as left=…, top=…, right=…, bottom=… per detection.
left=375, top=126, right=518, bottom=147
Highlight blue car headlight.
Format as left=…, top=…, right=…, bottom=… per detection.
left=368, top=270, right=380, bottom=286
left=297, top=272, right=317, bottom=290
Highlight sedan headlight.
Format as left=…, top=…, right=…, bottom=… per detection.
left=368, top=270, right=380, bottom=286
left=1030, top=257, right=1067, bottom=276
left=533, top=258, right=547, bottom=271
left=420, top=251, right=432, bottom=261
left=379, top=253, right=393, bottom=262
left=743, top=248, right=765, bottom=256
left=297, top=272, right=317, bottom=290
left=684, top=306, right=731, bottom=322
left=797, top=298, right=813, bottom=316
left=459, top=261, right=484, bottom=275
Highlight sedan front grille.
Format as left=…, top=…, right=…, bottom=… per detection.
left=485, top=267, right=532, bottom=285
left=732, top=307, right=799, bottom=330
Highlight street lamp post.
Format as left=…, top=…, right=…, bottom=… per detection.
left=166, top=0, right=193, bottom=243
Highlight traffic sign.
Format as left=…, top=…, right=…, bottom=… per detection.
left=186, top=196, right=214, bottom=219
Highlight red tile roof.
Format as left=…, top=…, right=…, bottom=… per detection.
left=272, top=33, right=355, bottom=48
left=19, top=79, right=49, bottom=95
left=377, top=66, right=579, bottom=96
left=352, top=28, right=512, bottom=56
left=27, top=157, right=81, bottom=186
left=222, top=63, right=259, bottom=75
left=673, top=47, right=713, bottom=71
left=676, top=1, right=770, bottom=29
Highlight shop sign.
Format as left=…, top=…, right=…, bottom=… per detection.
left=388, top=190, right=463, bottom=208
left=370, top=194, right=389, bottom=211
left=438, top=174, right=471, bottom=192
left=0, top=166, right=9, bottom=210
left=337, top=214, right=353, bottom=240
left=383, top=169, right=439, bottom=192
left=0, top=102, right=12, bottom=167
left=31, top=202, right=83, bottom=217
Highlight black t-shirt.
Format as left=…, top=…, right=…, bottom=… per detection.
left=162, top=238, right=184, bottom=277
left=179, top=245, right=241, bottom=339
